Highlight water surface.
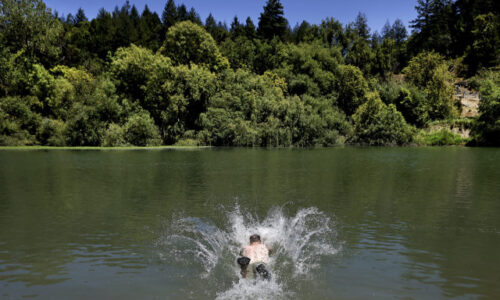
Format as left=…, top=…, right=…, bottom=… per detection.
left=0, top=148, right=499, bottom=299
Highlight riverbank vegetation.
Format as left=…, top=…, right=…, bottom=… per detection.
left=1, top=0, right=498, bottom=147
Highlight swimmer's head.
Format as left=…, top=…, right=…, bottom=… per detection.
left=250, top=234, right=261, bottom=244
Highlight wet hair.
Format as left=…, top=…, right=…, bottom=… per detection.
left=250, top=234, right=261, bottom=244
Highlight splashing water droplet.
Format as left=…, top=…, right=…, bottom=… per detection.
left=157, top=205, right=340, bottom=299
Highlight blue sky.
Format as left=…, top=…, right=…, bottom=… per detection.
left=45, top=0, right=418, bottom=33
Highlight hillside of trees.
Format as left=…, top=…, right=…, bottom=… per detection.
left=0, top=0, right=499, bottom=147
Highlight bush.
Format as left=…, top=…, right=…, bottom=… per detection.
left=174, top=138, right=200, bottom=147
left=37, top=118, right=65, bottom=146
left=64, top=103, right=103, bottom=146
left=468, top=69, right=500, bottom=91
left=124, top=112, right=161, bottom=146
left=0, top=111, right=37, bottom=146
left=351, top=92, right=415, bottom=145
left=198, top=108, right=243, bottom=146
left=417, top=129, right=465, bottom=146
left=145, top=64, right=217, bottom=144
left=394, top=86, right=430, bottom=127
left=102, top=123, right=126, bottom=147
left=336, top=65, right=369, bottom=116
left=470, top=74, right=500, bottom=146
left=302, top=95, right=352, bottom=146
left=197, top=68, right=352, bottom=147
left=428, top=118, right=474, bottom=129
left=28, top=64, right=56, bottom=116
left=91, top=77, right=123, bottom=124
left=0, top=96, right=40, bottom=145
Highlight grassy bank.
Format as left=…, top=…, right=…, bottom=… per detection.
left=0, top=144, right=473, bottom=151
left=0, top=146, right=210, bottom=151
left=415, top=129, right=469, bottom=146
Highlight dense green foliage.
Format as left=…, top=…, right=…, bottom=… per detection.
left=470, top=71, right=500, bottom=146
left=159, top=21, right=229, bottom=71
left=417, top=129, right=466, bottom=146
left=403, top=52, right=459, bottom=120
left=409, top=0, right=499, bottom=75
left=0, top=0, right=498, bottom=147
left=351, top=92, right=415, bottom=145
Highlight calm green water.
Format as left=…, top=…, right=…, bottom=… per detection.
left=0, top=148, right=499, bottom=299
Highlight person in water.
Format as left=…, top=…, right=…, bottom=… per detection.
left=237, top=234, right=271, bottom=280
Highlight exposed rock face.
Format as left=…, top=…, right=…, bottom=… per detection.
left=423, top=83, right=479, bottom=139
left=455, top=84, right=480, bottom=118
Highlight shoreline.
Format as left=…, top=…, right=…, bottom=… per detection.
left=0, top=146, right=212, bottom=151
left=0, top=145, right=481, bottom=151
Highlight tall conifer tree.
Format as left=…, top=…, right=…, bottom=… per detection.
left=354, top=12, right=370, bottom=40
left=204, top=13, right=228, bottom=42
left=177, top=4, right=188, bottom=21
left=205, top=13, right=217, bottom=31
left=187, top=7, right=201, bottom=24
left=257, top=0, right=289, bottom=40
left=162, top=0, right=178, bottom=29
left=139, top=5, right=162, bottom=50
left=392, top=19, right=407, bottom=44
left=244, top=17, right=256, bottom=38
left=230, top=16, right=244, bottom=38
left=75, top=8, right=87, bottom=25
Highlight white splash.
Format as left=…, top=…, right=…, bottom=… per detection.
left=158, top=205, right=340, bottom=299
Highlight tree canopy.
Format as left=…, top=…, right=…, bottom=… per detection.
left=0, top=0, right=498, bottom=147
left=160, top=21, right=229, bottom=72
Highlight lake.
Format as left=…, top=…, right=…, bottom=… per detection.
left=0, top=147, right=499, bottom=299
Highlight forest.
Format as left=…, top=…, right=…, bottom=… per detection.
left=0, top=0, right=499, bottom=147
